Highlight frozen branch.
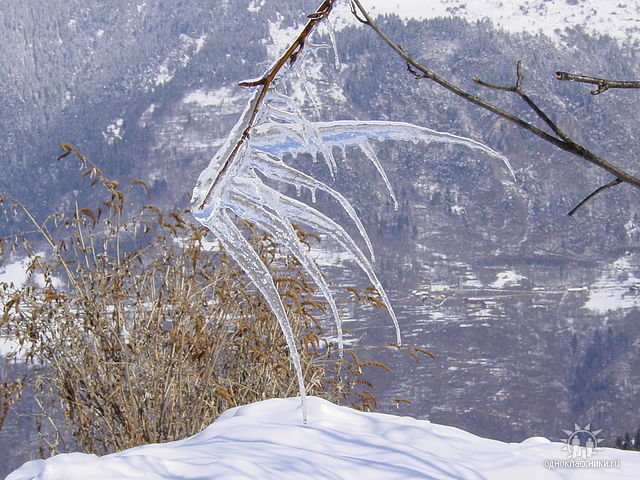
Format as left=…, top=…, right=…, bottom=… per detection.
left=197, top=0, right=337, bottom=211
left=192, top=0, right=519, bottom=423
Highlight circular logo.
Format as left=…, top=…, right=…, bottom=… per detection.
left=562, top=424, right=603, bottom=459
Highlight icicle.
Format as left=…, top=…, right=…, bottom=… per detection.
left=319, top=147, right=338, bottom=179
left=323, top=16, right=341, bottom=71
left=191, top=90, right=260, bottom=213
left=265, top=189, right=401, bottom=347
left=262, top=103, right=304, bottom=125
left=227, top=189, right=345, bottom=354
left=239, top=177, right=400, bottom=345
left=212, top=211, right=308, bottom=422
left=357, top=140, right=398, bottom=210
left=252, top=151, right=375, bottom=261
left=290, top=66, right=324, bottom=117
left=251, top=119, right=513, bottom=179
left=338, top=144, right=347, bottom=161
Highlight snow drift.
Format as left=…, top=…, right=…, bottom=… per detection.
left=7, top=396, right=638, bottom=479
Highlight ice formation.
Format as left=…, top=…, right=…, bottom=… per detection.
left=191, top=23, right=512, bottom=422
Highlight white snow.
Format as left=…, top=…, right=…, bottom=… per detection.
left=154, top=64, right=173, bottom=86
left=182, top=86, right=247, bottom=114
left=0, top=334, right=31, bottom=362
left=358, top=0, right=640, bottom=45
left=152, top=34, right=208, bottom=87
left=103, top=118, right=124, bottom=145
left=266, top=19, right=301, bottom=60
left=0, top=255, right=62, bottom=289
left=6, top=396, right=639, bottom=479
left=490, top=270, right=527, bottom=289
left=0, top=257, right=32, bottom=288
left=0, top=255, right=53, bottom=361
left=451, top=204, right=466, bottom=216
left=584, top=254, right=640, bottom=314
left=0, top=337, right=26, bottom=359
left=247, top=0, right=265, bottom=13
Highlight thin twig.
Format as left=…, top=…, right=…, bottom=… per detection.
left=568, top=178, right=623, bottom=216
left=198, top=0, right=336, bottom=210
left=474, top=61, right=572, bottom=143
left=349, top=0, right=640, bottom=209
left=556, top=71, right=640, bottom=95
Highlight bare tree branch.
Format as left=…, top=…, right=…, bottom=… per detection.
left=474, top=61, right=572, bottom=143
left=556, top=71, right=640, bottom=95
left=349, top=0, right=640, bottom=213
left=568, top=178, right=623, bottom=216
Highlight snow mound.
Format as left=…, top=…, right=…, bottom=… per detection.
left=7, top=396, right=638, bottom=479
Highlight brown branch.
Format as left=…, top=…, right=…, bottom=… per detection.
left=349, top=0, right=640, bottom=212
left=556, top=71, right=640, bottom=95
left=474, top=61, right=573, bottom=143
left=197, top=0, right=336, bottom=210
left=568, top=178, right=623, bottom=216
left=478, top=66, right=625, bottom=213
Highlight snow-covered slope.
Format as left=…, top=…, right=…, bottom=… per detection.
left=7, top=397, right=638, bottom=479
left=361, top=0, right=640, bottom=44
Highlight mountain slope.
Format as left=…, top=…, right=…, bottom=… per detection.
left=362, top=0, right=640, bottom=45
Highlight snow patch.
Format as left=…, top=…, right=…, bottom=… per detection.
left=361, top=0, right=640, bottom=45
left=0, top=337, right=28, bottom=361
left=103, top=118, right=124, bottom=145
left=451, top=205, right=466, bottom=216
left=0, top=255, right=59, bottom=362
left=0, top=255, right=61, bottom=289
left=152, top=34, right=208, bottom=87
left=266, top=19, right=300, bottom=61
left=182, top=87, right=246, bottom=114
left=155, top=65, right=173, bottom=86
left=584, top=254, right=640, bottom=314
left=490, top=270, right=527, bottom=289
left=247, top=0, right=265, bottom=13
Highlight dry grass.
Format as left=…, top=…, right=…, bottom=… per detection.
left=0, top=146, right=393, bottom=456
left=0, top=378, right=22, bottom=433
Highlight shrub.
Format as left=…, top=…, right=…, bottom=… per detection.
left=0, top=148, right=385, bottom=455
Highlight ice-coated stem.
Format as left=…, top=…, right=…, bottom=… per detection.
left=212, top=211, right=308, bottom=423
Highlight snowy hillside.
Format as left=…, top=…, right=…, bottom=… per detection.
left=362, top=0, right=640, bottom=44
left=6, top=397, right=638, bottom=479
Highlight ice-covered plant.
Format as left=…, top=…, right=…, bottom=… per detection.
left=191, top=0, right=512, bottom=421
